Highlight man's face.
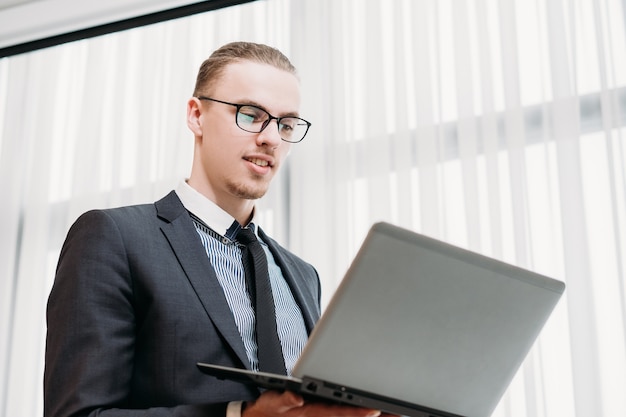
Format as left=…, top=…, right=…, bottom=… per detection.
left=187, top=60, right=300, bottom=208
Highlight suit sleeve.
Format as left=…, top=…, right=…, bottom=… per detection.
left=44, top=210, right=227, bottom=417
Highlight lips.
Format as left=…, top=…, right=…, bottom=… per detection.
left=244, top=155, right=274, bottom=169
left=246, top=157, right=270, bottom=167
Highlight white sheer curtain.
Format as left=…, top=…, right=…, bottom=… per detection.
left=0, top=0, right=625, bottom=416
left=289, top=1, right=626, bottom=416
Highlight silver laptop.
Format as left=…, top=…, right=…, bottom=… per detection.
left=198, top=222, right=565, bottom=417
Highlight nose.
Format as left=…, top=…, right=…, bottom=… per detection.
left=256, top=118, right=283, bottom=148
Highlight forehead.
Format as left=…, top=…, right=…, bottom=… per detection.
left=212, top=60, right=301, bottom=115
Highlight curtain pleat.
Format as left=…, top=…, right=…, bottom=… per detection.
left=548, top=0, right=603, bottom=414
left=453, top=0, right=482, bottom=251
left=391, top=1, right=413, bottom=226
left=411, top=1, right=443, bottom=238
left=474, top=0, right=504, bottom=258
left=364, top=1, right=391, bottom=225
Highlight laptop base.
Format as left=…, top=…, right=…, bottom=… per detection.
left=197, top=363, right=464, bottom=417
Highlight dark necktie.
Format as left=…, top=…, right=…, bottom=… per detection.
left=236, top=226, right=287, bottom=375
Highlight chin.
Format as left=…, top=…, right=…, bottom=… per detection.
left=228, top=182, right=269, bottom=200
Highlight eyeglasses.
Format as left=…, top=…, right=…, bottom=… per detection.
left=196, top=96, right=311, bottom=143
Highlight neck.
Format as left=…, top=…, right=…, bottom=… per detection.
left=236, top=206, right=255, bottom=227
left=186, top=178, right=255, bottom=226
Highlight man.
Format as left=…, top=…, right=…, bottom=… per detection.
left=44, top=42, right=383, bottom=417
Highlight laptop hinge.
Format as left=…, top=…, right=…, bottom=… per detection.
left=300, top=376, right=465, bottom=417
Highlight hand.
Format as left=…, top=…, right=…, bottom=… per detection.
left=242, top=390, right=391, bottom=417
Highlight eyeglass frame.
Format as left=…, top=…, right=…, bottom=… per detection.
left=195, top=96, right=312, bottom=143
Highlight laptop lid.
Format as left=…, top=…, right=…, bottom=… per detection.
left=290, top=222, right=564, bottom=417
left=198, top=222, right=565, bottom=417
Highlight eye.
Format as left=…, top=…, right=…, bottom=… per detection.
left=279, top=118, right=297, bottom=132
left=238, top=105, right=268, bottom=124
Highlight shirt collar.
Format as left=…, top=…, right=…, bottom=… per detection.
left=175, top=180, right=259, bottom=240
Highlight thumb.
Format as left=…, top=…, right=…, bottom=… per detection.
left=274, top=391, right=305, bottom=412
left=246, top=390, right=306, bottom=417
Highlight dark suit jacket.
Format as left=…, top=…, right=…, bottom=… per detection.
left=44, top=191, right=321, bottom=417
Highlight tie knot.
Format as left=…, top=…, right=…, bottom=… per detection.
left=236, top=226, right=257, bottom=246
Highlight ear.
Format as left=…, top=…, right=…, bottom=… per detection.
left=187, top=97, right=204, bottom=137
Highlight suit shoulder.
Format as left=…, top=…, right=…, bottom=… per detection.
left=101, top=203, right=157, bottom=222
left=72, top=203, right=157, bottom=229
left=74, top=191, right=185, bottom=228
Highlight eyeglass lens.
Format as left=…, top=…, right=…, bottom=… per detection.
left=236, top=105, right=309, bottom=143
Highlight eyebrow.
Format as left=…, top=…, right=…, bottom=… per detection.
left=240, top=99, right=300, bottom=118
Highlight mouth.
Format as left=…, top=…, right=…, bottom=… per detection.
left=244, top=157, right=272, bottom=168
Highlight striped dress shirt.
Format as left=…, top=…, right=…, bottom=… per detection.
left=175, top=181, right=308, bottom=375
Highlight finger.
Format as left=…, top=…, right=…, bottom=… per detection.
left=351, top=407, right=381, bottom=417
left=302, top=402, right=382, bottom=417
left=251, top=390, right=305, bottom=415
left=278, top=391, right=305, bottom=409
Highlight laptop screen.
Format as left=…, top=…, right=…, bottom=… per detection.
left=293, top=222, right=564, bottom=417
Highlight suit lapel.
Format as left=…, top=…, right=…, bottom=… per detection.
left=259, top=228, right=320, bottom=333
left=155, top=191, right=251, bottom=369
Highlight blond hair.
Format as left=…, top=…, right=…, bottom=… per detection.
left=193, top=41, right=297, bottom=96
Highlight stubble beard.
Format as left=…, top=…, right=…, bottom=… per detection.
left=226, top=179, right=269, bottom=201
